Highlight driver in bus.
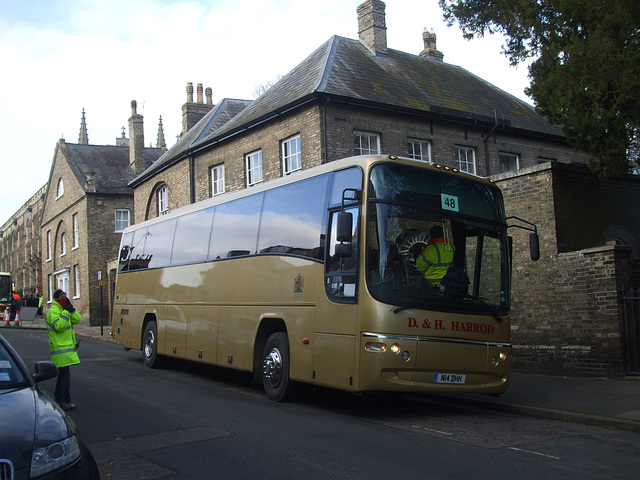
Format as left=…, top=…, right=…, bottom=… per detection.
left=416, top=225, right=454, bottom=288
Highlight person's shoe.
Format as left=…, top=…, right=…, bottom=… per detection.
left=61, top=402, right=76, bottom=411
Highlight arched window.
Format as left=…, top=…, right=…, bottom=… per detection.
left=56, top=178, right=64, bottom=198
left=158, top=185, right=169, bottom=216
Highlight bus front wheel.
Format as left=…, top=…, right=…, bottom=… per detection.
left=262, top=332, right=294, bottom=402
left=142, top=321, right=162, bottom=368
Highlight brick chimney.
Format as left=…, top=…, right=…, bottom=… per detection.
left=129, top=100, right=145, bottom=174
left=420, top=29, right=444, bottom=62
left=357, top=0, right=387, bottom=56
left=84, top=169, right=96, bottom=192
left=181, top=82, right=215, bottom=136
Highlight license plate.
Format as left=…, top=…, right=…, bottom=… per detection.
left=434, top=373, right=466, bottom=384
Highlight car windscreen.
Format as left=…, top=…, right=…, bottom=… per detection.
left=0, top=340, right=28, bottom=389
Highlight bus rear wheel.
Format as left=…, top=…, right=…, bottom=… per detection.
left=142, top=321, right=162, bottom=368
left=262, top=332, right=294, bottom=402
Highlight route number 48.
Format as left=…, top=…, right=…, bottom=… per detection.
left=441, top=194, right=459, bottom=212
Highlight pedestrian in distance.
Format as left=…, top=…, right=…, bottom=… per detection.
left=10, top=293, right=22, bottom=326
left=37, top=293, right=43, bottom=317
left=46, top=289, right=81, bottom=411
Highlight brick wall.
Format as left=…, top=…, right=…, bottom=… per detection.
left=495, top=163, right=637, bottom=377
left=85, top=194, right=133, bottom=326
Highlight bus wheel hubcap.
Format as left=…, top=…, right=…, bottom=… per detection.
left=144, top=331, right=155, bottom=358
left=263, top=348, right=282, bottom=387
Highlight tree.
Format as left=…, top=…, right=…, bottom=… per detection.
left=439, top=0, right=640, bottom=178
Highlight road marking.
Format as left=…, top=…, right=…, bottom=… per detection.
left=508, top=446, right=560, bottom=460
left=411, top=424, right=453, bottom=436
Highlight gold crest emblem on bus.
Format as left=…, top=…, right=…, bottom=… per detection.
left=294, top=274, right=304, bottom=294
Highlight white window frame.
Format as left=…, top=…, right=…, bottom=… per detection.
left=46, top=230, right=52, bottom=261
left=408, top=139, right=431, bottom=162
left=456, top=146, right=476, bottom=175
left=115, top=209, right=130, bottom=232
left=499, top=152, right=520, bottom=173
left=211, top=164, right=225, bottom=196
left=246, top=150, right=263, bottom=186
left=72, top=213, right=79, bottom=249
left=354, top=131, right=380, bottom=155
left=73, top=264, right=80, bottom=299
left=158, top=185, right=169, bottom=216
left=47, top=274, right=52, bottom=303
left=282, top=135, right=301, bottom=175
left=56, top=178, right=64, bottom=199
left=60, top=232, right=66, bottom=256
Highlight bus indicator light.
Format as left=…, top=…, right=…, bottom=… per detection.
left=365, top=342, right=386, bottom=352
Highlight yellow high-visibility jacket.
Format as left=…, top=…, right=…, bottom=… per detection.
left=416, top=238, right=455, bottom=287
left=46, top=300, right=81, bottom=368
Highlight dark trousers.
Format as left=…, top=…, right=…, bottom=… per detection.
left=55, top=366, right=71, bottom=404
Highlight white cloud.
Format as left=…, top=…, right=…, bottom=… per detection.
left=0, top=0, right=532, bottom=224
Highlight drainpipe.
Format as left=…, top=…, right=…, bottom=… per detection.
left=484, top=109, right=498, bottom=176
left=189, top=155, right=195, bottom=204
left=321, top=97, right=330, bottom=164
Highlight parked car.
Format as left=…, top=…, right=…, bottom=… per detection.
left=0, top=334, right=99, bottom=479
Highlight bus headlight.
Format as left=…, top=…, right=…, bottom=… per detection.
left=390, top=343, right=401, bottom=354
left=491, top=352, right=508, bottom=366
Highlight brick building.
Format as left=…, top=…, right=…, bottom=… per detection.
left=40, top=103, right=165, bottom=325
left=130, top=0, right=588, bottom=223
left=0, top=185, right=47, bottom=300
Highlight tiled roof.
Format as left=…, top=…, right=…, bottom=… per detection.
left=130, top=98, right=252, bottom=186
left=132, top=35, right=563, bottom=186
left=191, top=35, right=563, bottom=145
left=62, top=143, right=164, bottom=195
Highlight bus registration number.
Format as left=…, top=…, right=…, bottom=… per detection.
left=434, top=373, right=466, bottom=384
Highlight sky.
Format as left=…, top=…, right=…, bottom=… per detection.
left=0, top=0, right=533, bottom=225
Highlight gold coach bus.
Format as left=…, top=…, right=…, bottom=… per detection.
left=112, top=154, right=538, bottom=401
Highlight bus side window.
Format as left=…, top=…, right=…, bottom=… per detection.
left=142, top=219, right=177, bottom=269
left=257, top=174, right=329, bottom=259
left=209, top=194, right=263, bottom=260
left=171, top=207, right=215, bottom=266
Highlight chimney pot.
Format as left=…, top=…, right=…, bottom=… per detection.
left=420, top=29, right=444, bottom=61
left=186, top=82, right=194, bottom=103
left=205, top=87, right=213, bottom=105
left=197, top=83, right=204, bottom=103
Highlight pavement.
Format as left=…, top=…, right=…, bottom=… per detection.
left=6, top=316, right=640, bottom=434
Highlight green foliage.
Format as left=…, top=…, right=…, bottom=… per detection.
left=440, top=0, right=640, bottom=178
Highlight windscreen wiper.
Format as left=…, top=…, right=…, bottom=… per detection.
left=392, top=303, right=419, bottom=314
left=436, top=291, right=504, bottom=323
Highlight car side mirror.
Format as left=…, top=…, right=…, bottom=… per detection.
left=33, top=361, right=59, bottom=383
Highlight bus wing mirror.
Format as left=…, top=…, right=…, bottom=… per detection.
left=506, top=216, right=540, bottom=262
left=336, top=212, right=353, bottom=242
left=529, top=233, right=540, bottom=261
